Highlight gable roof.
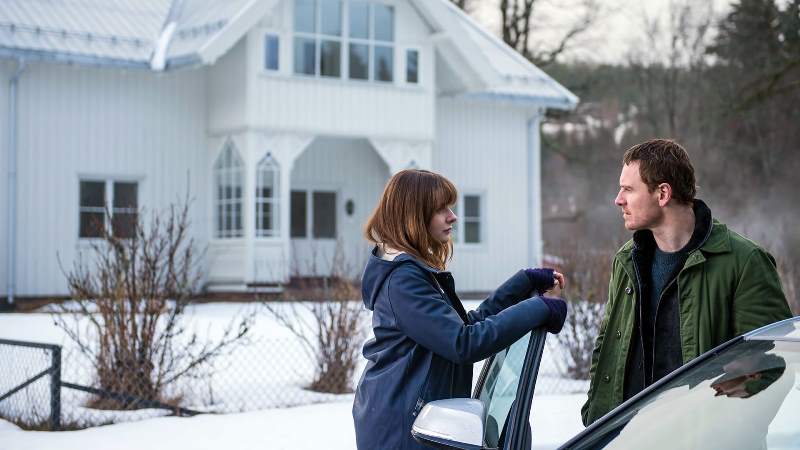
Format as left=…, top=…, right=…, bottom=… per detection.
left=409, top=0, right=578, bottom=110
left=0, top=0, right=577, bottom=109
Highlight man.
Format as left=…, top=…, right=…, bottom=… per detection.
left=581, top=139, right=791, bottom=426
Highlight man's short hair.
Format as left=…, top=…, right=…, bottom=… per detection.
left=623, top=139, right=697, bottom=204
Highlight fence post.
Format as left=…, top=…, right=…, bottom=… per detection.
left=49, top=345, right=61, bottom=430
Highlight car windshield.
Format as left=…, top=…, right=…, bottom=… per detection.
left=570, top=338, right=800, bottom=450
left=478, top=331, right=532, bottom=448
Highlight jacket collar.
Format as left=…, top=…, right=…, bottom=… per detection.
left=369, top=246, right=442, bottom=273
left=617, top=199, right=729, bottom=259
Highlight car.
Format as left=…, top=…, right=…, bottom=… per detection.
left=411, top=316, right=800, bottom=450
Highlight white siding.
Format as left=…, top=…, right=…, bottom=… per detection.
left=290, top=137, right=390, bottom=276
left=248, top=75, right=433, bottom=139
left=8, top=62, right=208, bottom=296
left=208, top=38, right=248, bottom=132
left=434, top=97, right=538, bottom=292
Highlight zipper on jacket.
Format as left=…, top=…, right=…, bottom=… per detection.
left=630, top=254, right=647, bottom=389
left=650, top=275, right=679, bottom=383
left=412, top=368, right=432, bottom=418
left=411, top=397, right=424, bottom=417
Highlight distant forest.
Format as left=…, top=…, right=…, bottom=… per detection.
left=458, top=0, right=800, bottom=307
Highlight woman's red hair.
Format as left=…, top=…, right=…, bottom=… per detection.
left=364, top=169, right=457, bottom=270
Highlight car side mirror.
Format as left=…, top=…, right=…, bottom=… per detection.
left=411, top=398, right=486, bottom=450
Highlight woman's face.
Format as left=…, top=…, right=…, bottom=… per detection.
left=428, top=206, right=457, bottom=243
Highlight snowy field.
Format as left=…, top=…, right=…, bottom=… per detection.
left=0, top=394, right=587, bottom=450
left=0, top=301, right=589, bottom=449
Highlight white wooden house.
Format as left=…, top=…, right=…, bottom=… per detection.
left=0, top=0, right=577, bottom=301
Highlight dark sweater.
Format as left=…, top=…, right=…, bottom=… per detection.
left=648, top=246, right=688, bottom=329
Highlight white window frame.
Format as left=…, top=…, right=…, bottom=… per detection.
left=78, top=178, right=139, bottom=239
left=292, top=0, right=395, bottom=83
left=255, top=153, right=280, bottom=238
left=452, top=192, right=485, bottom=246
left=213, top=141, right=245, bottom=239
left=263, top=32, right=281, bottom=72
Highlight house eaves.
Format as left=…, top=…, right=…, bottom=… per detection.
left=194, top=0, right=276, bottom=65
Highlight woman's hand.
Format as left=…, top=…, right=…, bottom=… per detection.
left=553, top=271, right=565, bottom=289
left=524, top=268, right=566, bottom=296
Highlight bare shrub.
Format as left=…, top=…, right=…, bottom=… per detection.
left=56, top=201, right=251, bottom=409
left=264, top=242, right=366, bottom=394
left=548, top=240, right=615, bottom=380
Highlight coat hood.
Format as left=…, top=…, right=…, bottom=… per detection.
left=360, top=246, right=439, bottom=310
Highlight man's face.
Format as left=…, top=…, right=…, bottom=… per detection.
left=614, top=161, right=663, bottom=231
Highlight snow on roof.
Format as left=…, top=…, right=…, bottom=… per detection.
left=0, top=0, right=257, bottom=70
left=432, top=0, right=578, bottom=110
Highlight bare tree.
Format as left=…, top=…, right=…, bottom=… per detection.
left=627, top=0, right=715, bottom=137
left=56, top=200, right=252, bottom=409
left=500, top=0, right=603, bottom=66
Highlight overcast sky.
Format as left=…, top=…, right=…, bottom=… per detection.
left=469, top=0, right=736, bottom=64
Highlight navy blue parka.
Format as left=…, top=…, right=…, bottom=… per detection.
left=352, top=248, right=554, bottom=450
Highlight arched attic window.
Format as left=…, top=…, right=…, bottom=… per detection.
left=256, top=153, right=280, bottom=237
left=214, top=140, right=244, bottom=239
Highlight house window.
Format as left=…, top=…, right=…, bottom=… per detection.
left=294, top=0, right=343, bottom=78
left=405, top=48, right=419, bottom=84
left=290, top=189, right=337, bottom=239
left=256, top=154, right=280, bottom=237
left=264, top=34, right=280, bottom=71
left=463, top=194, right=482, bottom=243
left=79, top=180, right=138, bottom=239
left=451, top=193, right=484, bottom=244
left=293, top=0, right=394, bottom=82
left=112, top=182, right=138, bottom=238
left=214, top=141, right=244, bottom=239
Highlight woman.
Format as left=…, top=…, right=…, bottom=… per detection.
left=352, top=169, right=567, bottom=450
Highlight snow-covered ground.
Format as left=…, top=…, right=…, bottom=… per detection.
left=0, top=394, right=587, bottom=450
left=0, top=302, right=589, bottom=448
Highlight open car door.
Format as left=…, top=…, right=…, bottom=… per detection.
left=473, top=328, right=548, bottom=450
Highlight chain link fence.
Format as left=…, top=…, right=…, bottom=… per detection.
left=0, top=339, right=61, bottom=430
left=0, top=311, right=588, bottom=430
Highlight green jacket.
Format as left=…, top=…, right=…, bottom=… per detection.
left=581, top=219, right=792, bottom=426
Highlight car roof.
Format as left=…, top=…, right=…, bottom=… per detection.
left=744, top=316, right=800, bottom=342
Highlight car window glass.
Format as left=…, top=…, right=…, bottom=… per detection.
left=570, top=339, right=800, bottom=450
left=478, top=332, right=531, bottom=448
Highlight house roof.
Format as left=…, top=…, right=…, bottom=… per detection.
left=410, top=0, right=578, bottom=110
left=0, top=0, right=577, bottom=109
left=0, top=0, right=269, bottom=70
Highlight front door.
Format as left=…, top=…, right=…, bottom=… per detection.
left=290, top=189, right=338, bottom=276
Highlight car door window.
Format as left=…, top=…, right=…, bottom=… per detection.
left=477, top=332, right=532, bottom=448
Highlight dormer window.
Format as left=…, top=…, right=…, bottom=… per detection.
left=293, top=0, right=395, bottom=82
